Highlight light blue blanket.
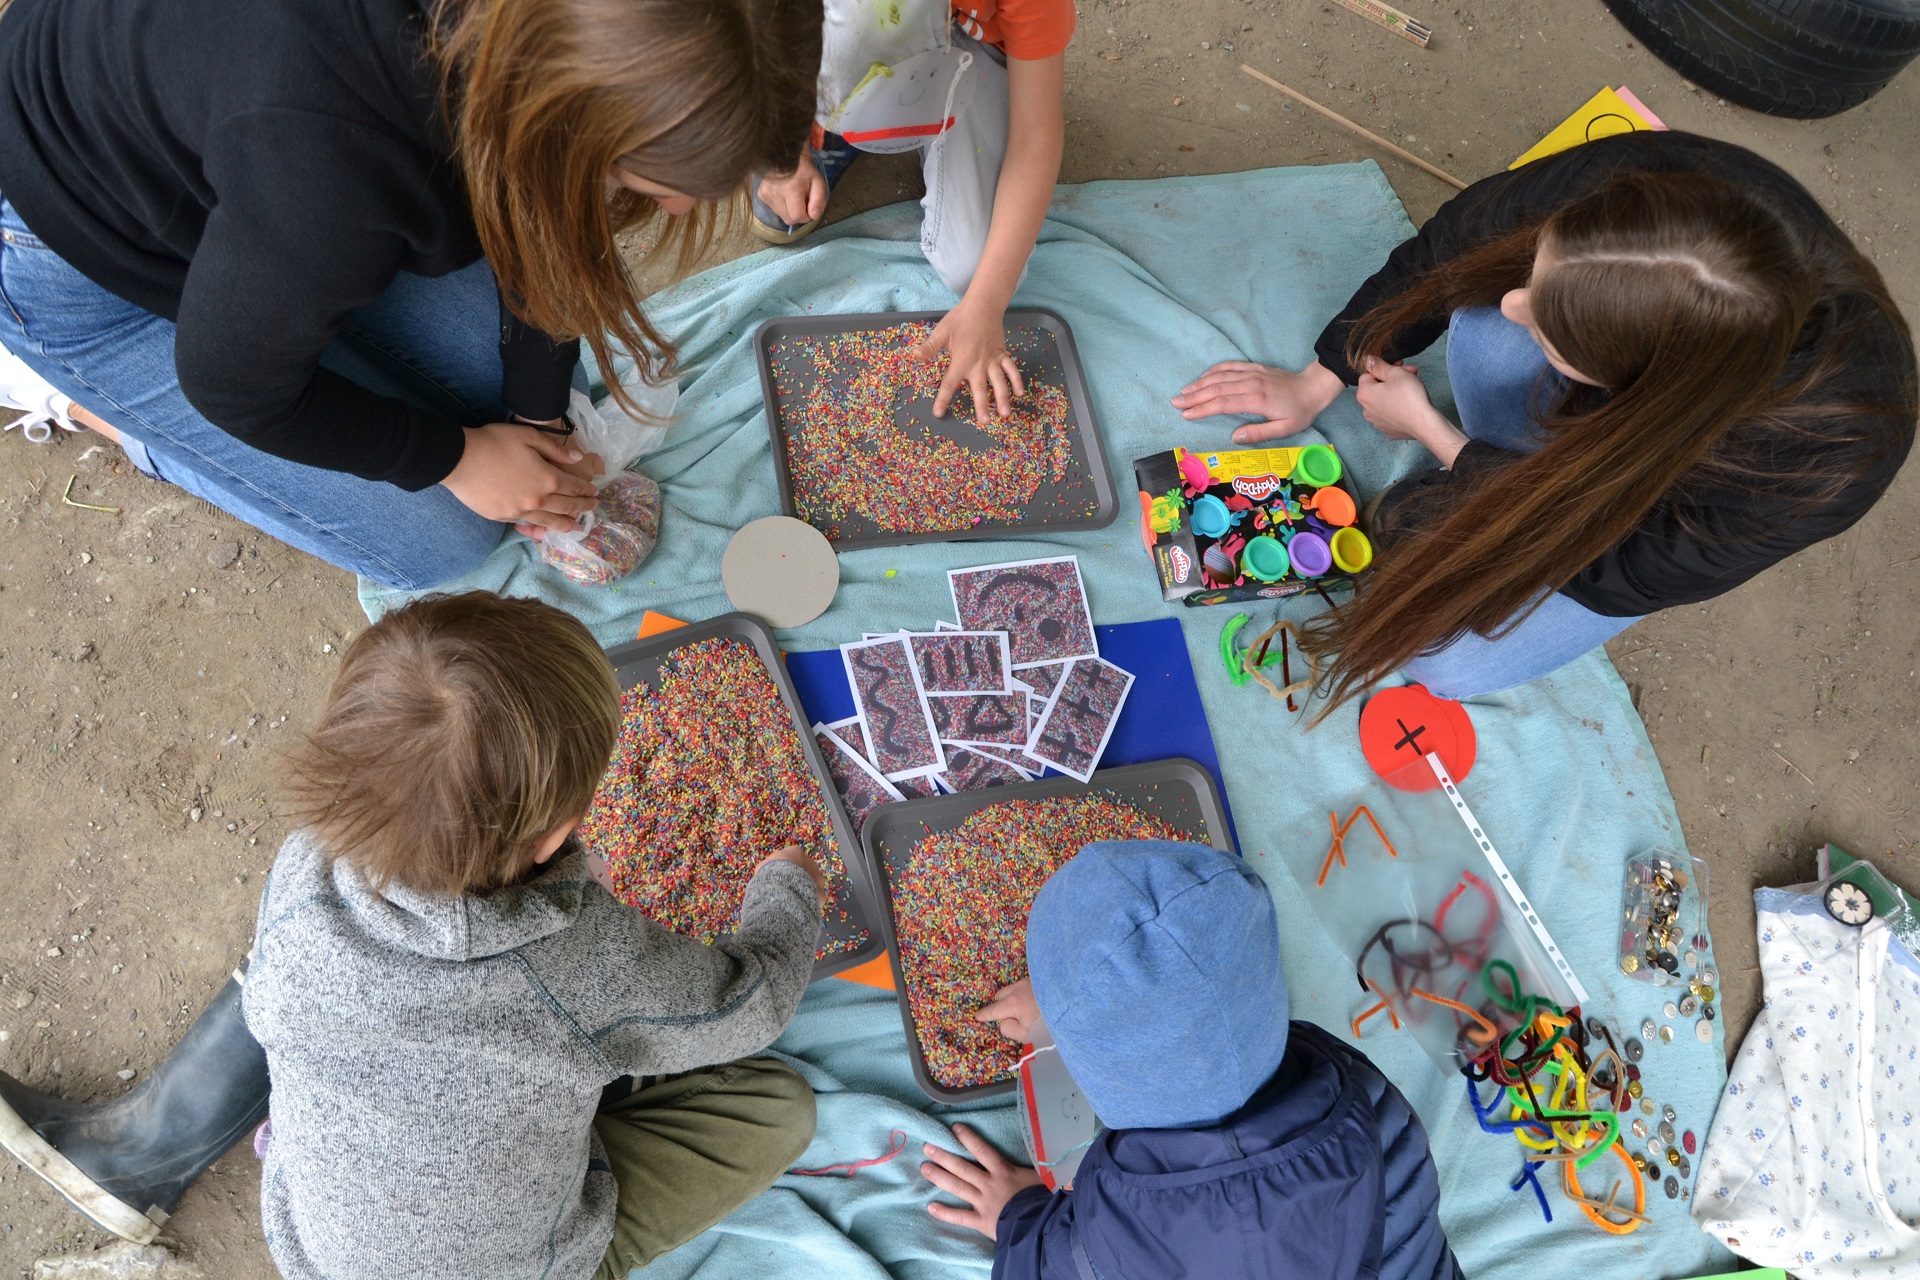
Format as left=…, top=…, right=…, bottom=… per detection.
left=362, top=164, right=1734, bottom=1279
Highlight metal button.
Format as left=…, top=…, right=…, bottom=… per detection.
left=1641, top=1018, right=1658, bottom=1040
left=1666, top=1146, right=1681, bottom=1167
left=1679, top=994, right=1700, bottom=1016
left=1628, top=1079, right=1644, bottom=1099
left=1659, top=1024, right=1675, bottom=1044
left=1621, top=954, right=1640, bottom=974
left=1641, top=1097, right=1654, bottom=1116
left=1624, top=1037, right=1645, bottom=1063
left=1663, top=1104, right=1677, bottom=1123
left=1659, top=1120, right=1676, bottom=1144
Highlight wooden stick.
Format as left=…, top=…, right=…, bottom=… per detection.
left=1326, top=0, right=1431, bottom=47
left=1240, top=66, right=1468, bottom=191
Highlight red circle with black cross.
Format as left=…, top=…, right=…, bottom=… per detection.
left=1359, top=685, right=1477, bottom=790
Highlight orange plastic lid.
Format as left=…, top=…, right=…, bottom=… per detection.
left=1310, top=485, right=1357, bottom=527
left=1359, top=684, right=1476, bottom=790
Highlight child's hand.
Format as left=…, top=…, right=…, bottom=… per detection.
left=759, top=844, right=827, bottom=910
left=913, top=302, right=1025, bottom=427
left=756, top=154, right=828, bottom=228
left=974, top=977, right=1039, bottom=1043
left=921, top=1124, right=1043, bottom=1240
left=1172, top=359, right=1346, bottom=444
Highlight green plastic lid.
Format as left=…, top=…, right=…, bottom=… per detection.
left=1295, top=444, right=1342, bottom=488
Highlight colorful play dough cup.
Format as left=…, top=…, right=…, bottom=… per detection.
left=1288, top=530, right=1333, bottom=578
left=1295, top=445, right=1342, bottom=488
left=1330, top=526, right=1374, bottom=573
left=1241, top=535, right=1290, bottom=583
left=1308, top=484, right=1356, bottom=527
left=1191, top=493, right=1232, bottom=538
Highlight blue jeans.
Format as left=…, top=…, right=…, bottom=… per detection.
left=1399, top=307, right=1641, bottom=699
left=0, top=196, right=518, bottom=588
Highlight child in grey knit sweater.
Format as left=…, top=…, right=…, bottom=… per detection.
left=242, top=593, right=828, bottom=1280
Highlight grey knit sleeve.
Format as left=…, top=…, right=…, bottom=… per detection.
left=575, top=859, right=822, bottom=1078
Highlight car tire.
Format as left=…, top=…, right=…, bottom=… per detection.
left=1601, top=0, right=1920, bottom=119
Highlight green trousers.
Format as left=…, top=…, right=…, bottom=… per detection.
left=591, top=1056, right=816, bottom=1278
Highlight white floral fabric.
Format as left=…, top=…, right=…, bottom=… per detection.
left=1693, top=887, right=1920, bottom=1275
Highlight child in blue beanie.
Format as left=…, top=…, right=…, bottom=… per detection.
left=919, top=840, right=1464, bottom=1280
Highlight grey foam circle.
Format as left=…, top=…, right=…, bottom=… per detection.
left=721, top=516, right=841, bottom=629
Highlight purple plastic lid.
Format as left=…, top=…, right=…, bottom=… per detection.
left=1289, top=530, right=1332, bottom=577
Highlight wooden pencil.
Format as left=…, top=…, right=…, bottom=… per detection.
left=1327, top=0, right=1432, bottom=48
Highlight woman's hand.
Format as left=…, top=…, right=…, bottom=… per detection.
left=756, top=153, right=828, bottom=228
left=974, top=977, right=1040, bottom=1044
left=759, top=844, right=828, bottom=910
left=921, top=1124, right=1044, bottom=1240
left=441, top=423, right=600, bottom=532
left=1355, top=356, right=1468, bottom=465
left=914, top=302, right=1024, bottom=426
left=1172, top=359, right=1345, bottom=444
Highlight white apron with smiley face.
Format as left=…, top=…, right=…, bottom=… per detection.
left=817, top=0, right=977, bottom=154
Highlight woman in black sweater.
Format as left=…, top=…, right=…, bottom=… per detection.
left=1174, top=132, right=1915, bottom=704
left=0, top=0, right=820, bottom=588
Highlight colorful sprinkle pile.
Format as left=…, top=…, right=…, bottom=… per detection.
left=771, top=323, right=1081, bottom=537
left=581, top=637, right=866, bottom=957
left=892, top=795, right=1186, bottom=1088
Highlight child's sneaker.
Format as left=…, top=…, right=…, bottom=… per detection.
left=0, top=341, right=80, bottom=443
left=748, top=133, right=859, bottom=246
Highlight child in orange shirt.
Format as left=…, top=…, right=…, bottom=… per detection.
left=754, top=0, right=1071, bottom=431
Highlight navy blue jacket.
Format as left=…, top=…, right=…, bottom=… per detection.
left=993, top=1022, right=1462, bottom=1280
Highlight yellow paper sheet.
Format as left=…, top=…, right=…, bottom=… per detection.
left=1511, top=86, right=1656, bottom=169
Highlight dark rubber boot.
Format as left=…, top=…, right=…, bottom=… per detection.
left=0, top=976, right=270, bottom=1243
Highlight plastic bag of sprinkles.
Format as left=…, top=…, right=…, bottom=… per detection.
left=539, top=472, right=662, bottom=586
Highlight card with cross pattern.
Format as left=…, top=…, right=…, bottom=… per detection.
left=1023, top=656, right=1134, bottom=782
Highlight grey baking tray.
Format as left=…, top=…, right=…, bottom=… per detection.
left=753, top=309, right=1119, bottom=551
left=860, top=758, right=1235, bottom=1102
left=602, top=612, right=884, bottom=981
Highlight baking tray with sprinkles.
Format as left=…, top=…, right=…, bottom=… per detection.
left=753, top=309, right=1119, bottom=551
left=860, top=758, right=1236, bottom=1102
left=602, top=613, right=886, bottom=982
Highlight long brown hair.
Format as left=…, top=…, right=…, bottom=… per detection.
left=432, top=0, right=822, bottom=409
left=283, top=592, right=620, bottom=898
left=1308, top=170, right=1909, bottom=712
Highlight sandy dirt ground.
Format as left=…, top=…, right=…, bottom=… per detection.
left=2, top=0, right=1915, bottom=1273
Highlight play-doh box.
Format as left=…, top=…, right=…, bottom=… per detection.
left=1132, top=444, right=1374, bottom=606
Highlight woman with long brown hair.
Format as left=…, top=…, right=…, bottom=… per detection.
left=0, top=0, right=820, bottom=588
left=1173, top=132, right=1915, bottom=705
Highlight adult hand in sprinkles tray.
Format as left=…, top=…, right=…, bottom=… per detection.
left=948, top=556, right=1097, bottom=669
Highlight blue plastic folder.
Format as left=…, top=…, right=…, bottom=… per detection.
left=785, top=616, right=1237, bottom=847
